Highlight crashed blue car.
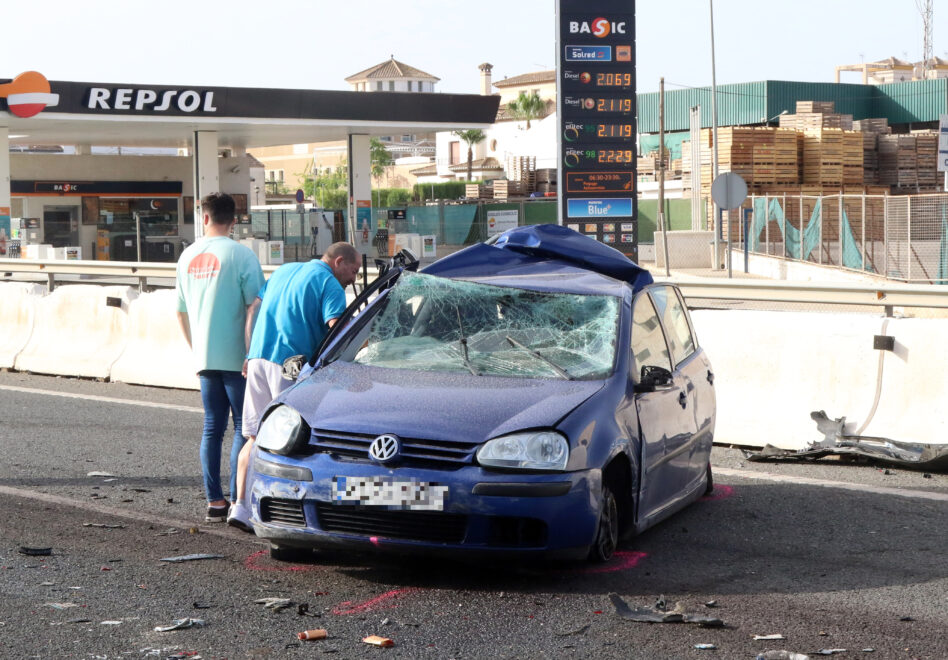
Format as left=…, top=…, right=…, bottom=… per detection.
left=248, top=224, right=715, bottom=562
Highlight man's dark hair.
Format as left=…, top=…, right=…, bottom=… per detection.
left=202, top=192, right=236, bottom=225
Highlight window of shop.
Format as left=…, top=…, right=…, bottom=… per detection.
left=95, top=198, right=180, bottom=262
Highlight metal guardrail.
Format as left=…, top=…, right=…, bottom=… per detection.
left=2, top=258, right=948, bottom=311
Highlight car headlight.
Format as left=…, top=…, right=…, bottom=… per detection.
left=476, top=431, right=569, bottom=471
left=256, top=405, right=310, bottom=456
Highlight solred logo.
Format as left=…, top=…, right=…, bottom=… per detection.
left=0, top=71, right=59, bottom=118
left=591, top=17, right=611, bottom=38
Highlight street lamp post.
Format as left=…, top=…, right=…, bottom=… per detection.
left=709, top=0, right=722, bottom=270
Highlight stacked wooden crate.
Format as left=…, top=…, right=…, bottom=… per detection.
left=465, top=184, right=488, bottom=199
left=878, top=135, right=917, bottom=190
left=852, top=118, right=890, bottom=185
left=535, top=168, right=557, bottom=194
left=492, top=179, right=524, bottom=200
left=842, top=132, right=865, bottom=185
left=802, top=128, right=844, bottom=186
left=505, top=155, right=536, bottom=194
left=913, top=131, right=939, bottom=190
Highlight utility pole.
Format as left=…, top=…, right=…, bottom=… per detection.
left=659, top=77, right=670, bottom=277
left=710, top=0, right=722, bottom=269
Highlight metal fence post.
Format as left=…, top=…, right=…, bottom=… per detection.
left=799, top=193, right=804, bottom=261
left=861, top=194, right=866, bottom=272
left=838, top=195, right=844, bottom=268
left=907, top=195, right=912, bottom=281
left=818, top=194, right=823, bottom=264
left=438, top=199, right=445, bottom=244
left=884, top=195, right=889, bottom=278
left=782, top=193, right=787, bottom=258
left=764, top=195, right=769, bottom=254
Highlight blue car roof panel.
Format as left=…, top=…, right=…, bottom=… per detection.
left=422, top=224, right=654, bottom=293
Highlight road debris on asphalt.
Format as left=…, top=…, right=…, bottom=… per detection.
left=813, top=650, right=846, bottom=656
left=45, top=603, right=78, bottom=610
left=554, top=624, right=590, bottom=637
left=154, top=618, right=205, bottom=632
left=363, top=635, right=395, bottom=647
left=192, top=602, right=212, bottom=610
left=609, top=593, right=725, bottom=627
left=297, top=628, right=328, bottom=641
left=757, top=652, right=810, bottom=660
left=18, top=546, right=52, bottom=556
left=297, top=603, right=320, bottom=617
left=100, top=620, right=123, bottom=625
left=704, top=600, right=718, bottom=608
left=155, top=528, right=180, bottom=536
left=255, top=597, right=294, bottom=611
left=743, top=411, right=948, bottom=471
left=694, top=643, right=717, bottom=650
left=754, top=634, right=787, bottom=640
left=159, top=554, right=225, bottom=563
left=86, top=471, right=116, bottom=477
left=83, top=522, right=125, bottom=529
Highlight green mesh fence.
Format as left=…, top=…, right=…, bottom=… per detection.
left=938, top=207, right=948, bottom=285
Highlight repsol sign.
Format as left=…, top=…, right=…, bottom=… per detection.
left=85, top=87, right=218, bottom=113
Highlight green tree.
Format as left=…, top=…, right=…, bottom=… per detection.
left=507, top=90, right=546, bottom=130
left=300, top=159, right=349, bottom=208
left=371, top=138, right=394, bottom=185
left=452, top=129, right=486, bottom=181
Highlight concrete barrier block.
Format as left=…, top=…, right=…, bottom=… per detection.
left=859, top=318, right=948, bottom=444
left=691, top=309, right=885, bottom=449
left=15, top=285, right=138, bottom=379
left=110, top=290, right=199, bottom=390
left=0, top=282, right=45, bottom=369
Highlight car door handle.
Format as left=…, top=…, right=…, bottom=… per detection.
left=678, top=391, right=687, bottom=409
left=707, top=370, right=714, bottom=385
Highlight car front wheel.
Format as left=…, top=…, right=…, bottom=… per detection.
left=589, top=484, right=619, bottom=563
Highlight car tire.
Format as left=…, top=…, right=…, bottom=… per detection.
left=705, top=462, right=714, bottom=495
left=269, top=542, right=312, bottom=563
left=588, top=484, right=619, bottom=563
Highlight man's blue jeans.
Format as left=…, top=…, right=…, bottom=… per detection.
left=198, top=370, right=246, bottom=503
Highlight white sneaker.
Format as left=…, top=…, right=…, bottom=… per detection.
left=227, top=501, right=254, bottom=534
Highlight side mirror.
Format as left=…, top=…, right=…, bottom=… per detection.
left=282, top=354, right=305, bottom=381
left=635, top=365, right=674, bottom=393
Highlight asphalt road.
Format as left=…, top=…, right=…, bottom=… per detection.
left=0, top=370, right=946, bottom=660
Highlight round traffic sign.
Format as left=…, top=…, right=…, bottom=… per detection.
left=710, top=172, right=748, bottom=210
left=295, top=188, right=305, bottom=203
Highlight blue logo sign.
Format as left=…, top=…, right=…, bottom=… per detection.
left=565, top=46, right=612, bottom=62
left=567, top=198, right=634, bottom=218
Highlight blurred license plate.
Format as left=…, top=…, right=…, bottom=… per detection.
left=332, top=476, right=448, bottom=511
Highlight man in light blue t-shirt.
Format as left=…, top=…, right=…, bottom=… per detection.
left=176, top=193, right=265, bottom=523
left=227, top=242, right=360, bottom=531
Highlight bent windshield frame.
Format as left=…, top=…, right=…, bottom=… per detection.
left=326, top=272, right=620, bottom=380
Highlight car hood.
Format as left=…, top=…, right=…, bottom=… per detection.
left=279, top=361, right=606, bottom=444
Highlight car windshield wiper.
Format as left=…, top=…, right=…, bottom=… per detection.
left=505, top=335, right=573, bottom=380
left=455, top=305, right=479, bottom=376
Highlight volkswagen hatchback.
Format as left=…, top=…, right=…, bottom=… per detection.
left=247, top=225, right=715, bottom=562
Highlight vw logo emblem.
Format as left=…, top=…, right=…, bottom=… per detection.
left=368, top=434, right=401, bottom=463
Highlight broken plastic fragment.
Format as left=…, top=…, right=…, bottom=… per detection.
left=154, top=618, right=205, bottom=632
left=704, top=600, right=718, bottom=608
left=609, top=594, right=724, bottom=627
left=86, top=471, right=116, bottom=477
left=363, top=635, right=394, bottom=647
left=757, top=652, right=810, bottom=660
left=297, top=603, right=320, bottom=617
left=18, top=546, right=52, bottom=556
left=695, top=644, right=717, bottom=650
left=83, top=523, right=125, bottom=529
left=754, top=634, right=787, bottom=640
left=159, top=553, right=224, bottom=563
left=297, top=628, right=328, bottom=641
left=814, top=651, right=846, bottom=656
left=100, top=620, right=123, bottom=625
left=255, top=597, right=293, bottom=611
left=45, top=603, right=78, bottom=610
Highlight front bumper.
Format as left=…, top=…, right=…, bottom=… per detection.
left=248, top=449, right=601, bottom=559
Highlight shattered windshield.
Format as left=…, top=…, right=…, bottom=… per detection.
left=330, top=272, right=620, bottom=380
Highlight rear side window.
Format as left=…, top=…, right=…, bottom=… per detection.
left=631, top=293, right=671, bottom=381
left=648, top=285, right=696, bottom=367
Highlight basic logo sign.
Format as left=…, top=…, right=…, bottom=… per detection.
left=0, top=71, right=60, bottom=118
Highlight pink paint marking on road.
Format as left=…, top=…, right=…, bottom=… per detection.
left=243, top=549, right=322, bottom=573
left=571, top=550, right=649, bottom=575
left=332, top=587, right=421, bottom=615
left=700, top=484, right=735, bottom=502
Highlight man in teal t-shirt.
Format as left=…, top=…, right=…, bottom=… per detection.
left=176, top=193, right=265, bottom=523
left=227, top=242, right=360, bottom=532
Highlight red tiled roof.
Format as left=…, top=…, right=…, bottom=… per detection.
left=493, top=70, right=556, bottom=88
left=345, top=57, right=440, bottom=82
left=448, top=157, right=503, bottom=172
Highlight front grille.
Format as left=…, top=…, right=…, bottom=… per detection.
left=260, top=498, right=306, bottom=527
left=487, top=516, right=548, bottom=548
left=310, top=429, right=478, bottom=468
left=315, top=503, right=467, bottom=543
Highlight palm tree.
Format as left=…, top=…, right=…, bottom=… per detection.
left=452, top=129, right=486, bottom=181
left=507, top=91, right=546, bottom=130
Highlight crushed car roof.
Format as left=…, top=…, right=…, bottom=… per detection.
left=421, top=224, right=654, bottom=293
